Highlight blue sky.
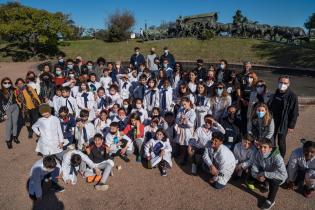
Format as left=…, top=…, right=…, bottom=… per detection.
left=1, top=0, right=314, bottom=31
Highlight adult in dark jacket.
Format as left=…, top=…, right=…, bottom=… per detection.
left=39, top=72, right=55, bottom=104
left=160, top=47, right=175, bottom=69
left=130, top=47, right=145, bottom=70
left=194, top=59, right=207, bottom=82
left=269, top=75, right=299, bottom=157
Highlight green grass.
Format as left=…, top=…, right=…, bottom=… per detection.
left=1, top=37, right=315, bottom=69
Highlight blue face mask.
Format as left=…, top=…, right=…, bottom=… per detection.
left=256, top=111, right=265, bottom=119
left=67, top=64, right=73, bottom=69
left=216, top=89, right=223, bottom=96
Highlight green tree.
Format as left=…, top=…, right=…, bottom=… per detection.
left=232, top=10, right=248, bottom=25
left=304, top=13, right=315, bottom=37
left=0, top=2, right=74, bottom=56
left=105, top=10, right=135, bottom=42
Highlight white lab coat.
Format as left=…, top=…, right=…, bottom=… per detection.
left=75, top=122, right=96, bottom=150
left=32, top=115, right=64, bottom=155
left=61, top=150, right=96, bottom=185
left=144, top=138, right=173, bottom=167
left=159, top=87, right=173, bottom=112
left=76, top=91, right=96, bottom=121
left=175, top=108, right=196, bottom=145
left=143, top=88, right=160, bottom=112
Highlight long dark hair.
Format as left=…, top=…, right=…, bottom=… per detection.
left=0, top=77, right=14, bottom=95
left=155, top=128, right=168, bottom=142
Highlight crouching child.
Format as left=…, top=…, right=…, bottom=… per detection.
left=202, top=132, right=236, bottom=189
left=286, top=140, right=315, bottom=198
left=28, top=155, right=64, bottom=200
left=251, top=138, right=288, bottom=210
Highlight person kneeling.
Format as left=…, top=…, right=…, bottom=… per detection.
left=28, top=155, right=64, bottom=200
left=286, top=140, right=315, bottom=198
left=251, top=138, right=288, bottom=210
left=144, top=128, right=172, bottom=176
left=202, top=132, right=236, bottom=189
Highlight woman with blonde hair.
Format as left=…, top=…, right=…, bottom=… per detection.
left=247, top=102, right=275, bottom=141
left=208, top=82, right=231, bottom=121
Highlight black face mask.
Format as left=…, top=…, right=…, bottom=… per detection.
left=228, top=112, right=235, bottom=120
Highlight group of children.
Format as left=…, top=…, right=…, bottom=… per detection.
left=0, top=49, right=313, bottom=210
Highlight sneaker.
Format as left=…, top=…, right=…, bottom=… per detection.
left=260, top=182, right=269, bottom=193
left=246, top=180, right=255, bottom=190
left=260, top=199, right=275, bottom=210
left=303, top=187, right=314, bottom=198
left=120, top=155, right=130, bottom=162
left=161, top=169, right=167, bottom=177
left=95, top=183, right=109, bottom=191
left=136, top=155, right=142, bottom=162
left=191, top=163, right=197, bottom=175
left=51, top=182, right=65, bottom=193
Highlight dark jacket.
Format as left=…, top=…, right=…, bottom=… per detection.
left=215, top=68, right=232, bottom=84
left=220, top=116, right=242, bottom=147
left=194, top=67, right=207, bottom=81
left=88, top=143, right=108, bottom=163
left=160, top=53, right=175, bottom=68
left=269, top=89, right=299, bottom=134
left=130, top=53, right=145, bottom=68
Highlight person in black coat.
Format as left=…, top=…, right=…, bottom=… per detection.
left=130, top=47, right=145, bottom=70
left=194, top=59, right=207, bottom=82
left=160, top=47, right=175, bottom=69
left=269, top=75, right=299, bottom=157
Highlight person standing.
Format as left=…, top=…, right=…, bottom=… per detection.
left=269, top=75, right=299, bottom=157
left=160, top=47, right=175, bottom=69
left=130, top=47, right=145, bottom=70
left=146, top=47, right=159, bottom=77
left=0, top=78, right=20, bottom=149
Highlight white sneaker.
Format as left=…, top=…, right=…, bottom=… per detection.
left=191, top=164, right=197, bottom=174
left=95, top=183, right=109, bottom=191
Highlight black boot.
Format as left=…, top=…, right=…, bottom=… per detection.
left=6, top=141, right=13, bottom=149
left=13, top=136, right=20, bottom=144
left=28, top=127, right=33, bottom=139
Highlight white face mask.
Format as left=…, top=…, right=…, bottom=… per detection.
left=164, top=50, right=168, bottom=54
left=278, top=83, right=288, bottom=91
left=163, top=64, right=168, bottom=68
left=69, top=74, right=75, bottom=78
left=135, top=51, right=139, bottom=55
left=123, top=104, right=129, bottom=109
left=3, top=84, right=11, bottom=89
left=220, top=64, right=225, bottom=69
left=87, top=65, right=93, bottom=70
left=136, top=104, right=142, bottom=109
left=56, top=71, right=62, bottom=76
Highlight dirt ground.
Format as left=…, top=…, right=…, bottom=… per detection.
left=0, top=62, right=314, bottom=210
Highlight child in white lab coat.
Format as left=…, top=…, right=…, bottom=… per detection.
left=75, top=110, right=96, bottom=150
left=32, top=104, right=64, bottom=157
left=144, top=128, right=172, bottom=176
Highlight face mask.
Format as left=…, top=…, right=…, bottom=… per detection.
left=163, top=64, right=168, bottom=68
left=136, top=51, right=139, bottom=55
left=56, top=71, right=62, bottom=76
left=228, top=112, right=235, bottom=120
left=43, top=167, right=55, bottom=172
left=42, top=76, right=50, bottom=81
left=220, top=64, right=225, bottom=69
left=18, top=85, right=25, bottom=90
left=69, top=74, right=75, bottom=78
left=87, top=65, right=93, bottom=70
left=247, top=77, right=253, bottom=84
left=216, top=89, right=223, bottom=96
left=58, top=59, right=64, bottom=63
left=256, top=111, right=266, bottom=119
left=136, top=104, right=142, bottom=109
left=262, top=151, right=271, bottom=158
left=116, top=65, right=120, bottom=69
left=164, top=50, right=168, bottom=54
left=278, top=83, right=288, bottom=91
left=67, top=64, right=73, bottom=69
left=28, top=76, right=35, bottom=81
left=3, top=83, right=11, bottom=89
left=256, top=86, right=264, bottom=94
left=123, top=105, right=129, bottom=109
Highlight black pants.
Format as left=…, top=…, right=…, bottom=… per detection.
left=274, top=130, right=288, bottom=158
left=191, top=148, right=205, bottom=164
left=266, top=178, right=282, bottom=203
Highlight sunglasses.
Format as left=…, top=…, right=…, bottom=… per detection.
left=256, top=85, right=264, bottom=88
left=3, top=82, right=11, bottom=84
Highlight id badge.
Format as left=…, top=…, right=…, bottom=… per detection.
left=228, top=136, right=234, bottom=143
